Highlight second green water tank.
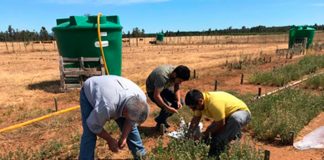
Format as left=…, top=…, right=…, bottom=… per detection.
left=289, top=26, right=315, bottom=49
left=156, top=32, right=164, bottom=42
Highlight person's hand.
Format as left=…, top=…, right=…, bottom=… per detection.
left=118, top=138, right=127, bottom=149
left=107, top=138, right=119, bottom=152
left=177, top=101, right=183, bottom=109
left=166, top=106, right=178, bottom=113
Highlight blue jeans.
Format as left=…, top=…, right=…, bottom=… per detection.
left=147, top=89, right=181, bottom=125
left=79, top=88, right=146, bottom=160
left=208, top=110, right=251, bottom=158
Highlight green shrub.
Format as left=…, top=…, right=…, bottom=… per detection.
left=305, top=74, right=324, bottom=89
left=148, top=138, right=209, bottom=160
left=249, top=55, right=324, bottom=86
left=248, top=89, right=324, bottom=144
left=35, top=140, right=63, bottom=159
left=219, top=139, right=264, bottom=160
left=148, top=138, right=265, bottom=160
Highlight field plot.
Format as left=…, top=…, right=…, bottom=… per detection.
left=0, top=33, right=324, bottom=159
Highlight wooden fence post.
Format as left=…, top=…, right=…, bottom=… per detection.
left=240, top=74, right=244, bottom=85
left=54, top=98, right=58, bottom=112
left=214, top=80, right=218, bottom=91
left=5, top=41, right=9, bottom=53
left=11, top=41, right=15, bottom=53
left=258, top=87, right=262, bottom=97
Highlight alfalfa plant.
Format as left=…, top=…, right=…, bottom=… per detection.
left=35, top=140, right=64, bottom=159
left=148, top=137, right=265, bottom=160
left=219, top=139, right=264, bottom=160
left=249, top=55, right=324, bottom=86
left=304, top=74, right=324, bottom=90
left=147, top=138, right=209, bottom=160
left=248, top=89, right=324, bottom=144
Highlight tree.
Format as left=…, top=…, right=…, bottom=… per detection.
left=39, top=26, right=49, bottom=41
left=7, top=25, right=14, bottom=41
left=132, top=27, right=140, bottom=37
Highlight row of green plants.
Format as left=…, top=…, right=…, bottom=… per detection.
left=249, top=55, right=324, bottom=86
left=148, top=138, right=265, bottom=160
left=225, top=54, right=272, bottom=70
left=304, top=74, right=324, bottom=89
left=247, top=89, right=324, bottom=144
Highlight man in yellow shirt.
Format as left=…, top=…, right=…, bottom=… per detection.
left=185, top=89, right=251, bottom=158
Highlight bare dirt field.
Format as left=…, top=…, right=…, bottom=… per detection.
left=0, top=33, right=324, bottom=159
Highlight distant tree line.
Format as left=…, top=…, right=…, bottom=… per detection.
left=1, top=24, right=323, bottom=41
left=0, top=25, right=53, bottom=42
left=123, top=24, right=324, bottom=38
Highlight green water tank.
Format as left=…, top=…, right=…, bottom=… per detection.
left=289, top=26, right=315, bottom=49
left=52, top=15, right=122, bottom=75
left=156, top=33, right=164, bottom=42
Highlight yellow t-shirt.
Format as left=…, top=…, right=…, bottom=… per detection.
left=194, top=91, right=250, bottom=121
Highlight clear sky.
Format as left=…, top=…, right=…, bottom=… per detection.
left=0, top=0, right=323, bottom=33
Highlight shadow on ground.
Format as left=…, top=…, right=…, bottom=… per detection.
left=28, top=80, right=62, bottom=93
left=138, top=126, right=162, bottom=138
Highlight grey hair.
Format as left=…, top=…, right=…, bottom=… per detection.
left=125, top=95, right=149, bottom=124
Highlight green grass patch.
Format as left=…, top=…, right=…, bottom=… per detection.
left=36, top=140, right=63, bottom=159
left=148, top=138, right=209, bottom=160
left=249, top=55, right=324, bottom=86
left=305, top=74, right=324, bottom=89
left=219, top=139, right=264, bottom=160
left=248, top=89, right=324, bottom=144
left=103, top=120, right=119, bottom=133
left=148, top=138, right=264, bottom=160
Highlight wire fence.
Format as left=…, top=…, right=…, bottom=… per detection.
left=1, top=32, right=324, bottom=54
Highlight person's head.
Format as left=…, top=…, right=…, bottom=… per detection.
left=124, top=95, right=149, bottom=124
left=185, top=89, right=204, bottom=110
left=171, top=65, right=190, bottom=84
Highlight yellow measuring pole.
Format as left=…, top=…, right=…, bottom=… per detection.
left=0, top=105, right=80, bottom=133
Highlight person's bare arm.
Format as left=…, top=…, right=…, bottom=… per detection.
left=154, top=87, right=178, bottom=113
left=174, top=84, right=182, bottom=109
left=97, top=129, right=119, bottom=152
left=118, top=119, right=133, bottom=149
